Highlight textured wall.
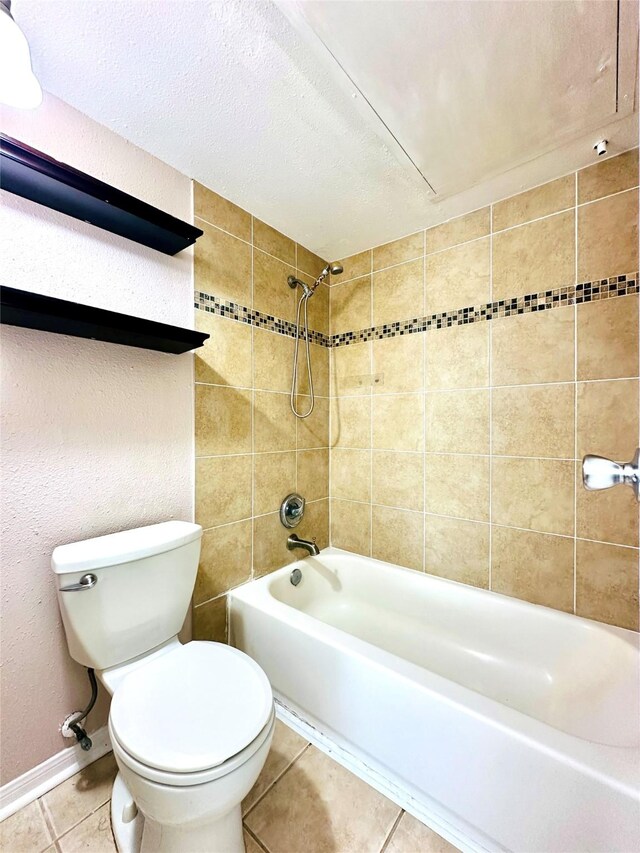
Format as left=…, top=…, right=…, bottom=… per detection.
left=328, top=149, right=639, bottom=631
left=0, top=95, right=194, bottom=785
left=191, top=183, right=330, bottom=641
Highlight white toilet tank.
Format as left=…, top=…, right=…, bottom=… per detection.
left=52, top=521, right=202, bottom=671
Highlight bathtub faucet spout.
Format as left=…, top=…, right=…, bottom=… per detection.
left=287, top=534, right=320, bottom=556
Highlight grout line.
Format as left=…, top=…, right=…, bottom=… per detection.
left=488, top=202, right=494, bottom=590
left=250, top=212, right=256, bottom=585
left=369, top=247, right=374, bottom=557
left=422, top=228, right=427, bottom=572
left=36, top=798, right=56, bottom=846
left=242, top=825, right=271, bottom=853
left=379, top=809, right=405, bottom=853
left=242, top=743, right=312, bottom=821
left=573, top=172, right=579, bottom=614
left=331, top=502, right=639, bottom=549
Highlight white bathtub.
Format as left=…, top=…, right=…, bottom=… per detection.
left=229, top=548, right=639, bottom=853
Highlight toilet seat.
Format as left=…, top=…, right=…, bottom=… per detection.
left=109, top=641, right=273, bottom=783
left=109, top=708, right=275, bottom=787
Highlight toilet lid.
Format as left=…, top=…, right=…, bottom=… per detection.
left=109, top=642, right=273, bottom=773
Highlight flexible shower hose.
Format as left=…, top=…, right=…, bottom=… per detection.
left=290, top=290, right=315, bottom=418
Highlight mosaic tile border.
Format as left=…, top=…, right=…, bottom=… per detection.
left=195, top=272, right=638, bottom=349
left=332, top=272, right=639, bottom=347
left=194, top=291, right=330, bottom=347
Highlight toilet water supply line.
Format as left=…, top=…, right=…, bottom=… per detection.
left=66, top=667, right=98, bottom=751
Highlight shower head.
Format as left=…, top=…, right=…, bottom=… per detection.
left=288, top=262, right=345, bottom=297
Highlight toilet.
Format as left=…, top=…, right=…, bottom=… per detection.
left=51, top=521, right=275, bottom=853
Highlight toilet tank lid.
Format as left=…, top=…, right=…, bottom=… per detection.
left=51, top=521, right=202, bottom=574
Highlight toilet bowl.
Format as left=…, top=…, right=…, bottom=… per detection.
left=106, top=640, right=275, bottom=853
left=51, top=521, right=274, bottom=853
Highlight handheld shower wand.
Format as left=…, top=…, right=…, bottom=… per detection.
left=289, top=262, right=343, bottom=418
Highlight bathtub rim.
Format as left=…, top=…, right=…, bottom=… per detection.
left=229, top=547, right=640, bottom=795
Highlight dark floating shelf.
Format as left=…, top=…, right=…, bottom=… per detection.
left=1, top=286, right=210, bottom=355
left=0, top=134, right=203, bottom=255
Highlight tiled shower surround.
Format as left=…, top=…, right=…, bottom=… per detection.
left=194, top=148, right=639, bottom=636
left=192, top=182, right=330, bottom=641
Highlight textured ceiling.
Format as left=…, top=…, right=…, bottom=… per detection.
left=11, top=0, right=639, bottom=259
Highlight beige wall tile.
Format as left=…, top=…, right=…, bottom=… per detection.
left=253, top=249, right=296, bottom=322
left=194, top=182, right=251, bottom=242
left=578, top=190, right=638, bottom=281
left=195, top=455, right=252, bottom=529
left=425, top=390, right=489, bottom=454
left=426, top=207, right=490, bottom=254
left=373, top=231, right=423, bottom=271
left=295, top=344, right=329, bottom=398
left=330, top=499, right=371, bottom=555
left=491, top=384, right=575, bottom=458
left=253, top=511, right=295, bottom=577
left=492, top=308, right=575, bottom=386
left=297, top=498, right=330, bottom=550
left=576, top=379, right=639, bottom=459
left=578, top=148, right=639, bottom=204
left=492, top=210, right=575, bottom=299
left=576, top=465, right=639, bottom=548
left=373, top=258, right=424, bottom=325
left=330, top=276, right=371, bottom=336
left=253, top=218, right=295, bottom=265
left=425, top=322, right=489, bottom=390
left=372, top=506, right=423, bottom=571
left=193, top=595, right=227, bottom=642
left=333, top=250, right=371, bottom=282
left=195, top=385, right=252, bottom=456
left=493, top=175, right=575, bottom=232
left=297, top=448, right=329, bottom=502
left=297, top=243, right=326, bottom=278
left=331, top=342, right=372, bottom=396
left=491, top=526, right=574, bottom=612
left=373, top=334, right=424, bottom=394
left=425, top=454, right=489, bottom=521
left=373, top=394, right=424, bottom=451
left=297, top=396, right=329, bottom=449
left=331, top=448, right=371, bottom=502
left=492, top=457, right=574, bottom=536
left=245, top=745, right=400, bottom=853
left=254, top=452, right=296, bottom=516
left=576, top=539, right=639, bottom=631
left=195, top=220, right=252, bottom=305
left=1, top=801, right=51, bottom=851
left=331, top=396, right=371, bottom=448
left=254, top=391, right=296, bottom=453
left=195, top=520, right=252, bottom=605
left=577, top=295, right=639, bottom=381
left=372, top=451, right=423, bottom=511
left=424, top=515, right=489, bottom=588
left=253, top=327, right=294, bottom=393
left=426, top=237, right=490, bottom=314
left=195, top=312, right=252, bottom=388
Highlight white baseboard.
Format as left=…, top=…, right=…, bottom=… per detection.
left=0, top=726, right=112, bottom=822
left=275, top=701, right=492, bottom=853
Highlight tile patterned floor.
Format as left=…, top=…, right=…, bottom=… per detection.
left=0, top=721, right=459, bottom=853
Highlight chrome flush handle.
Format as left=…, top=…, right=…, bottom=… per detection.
left=60, top=573, right=98, bottom=592
left=582, top=449, right=640, bottom=502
